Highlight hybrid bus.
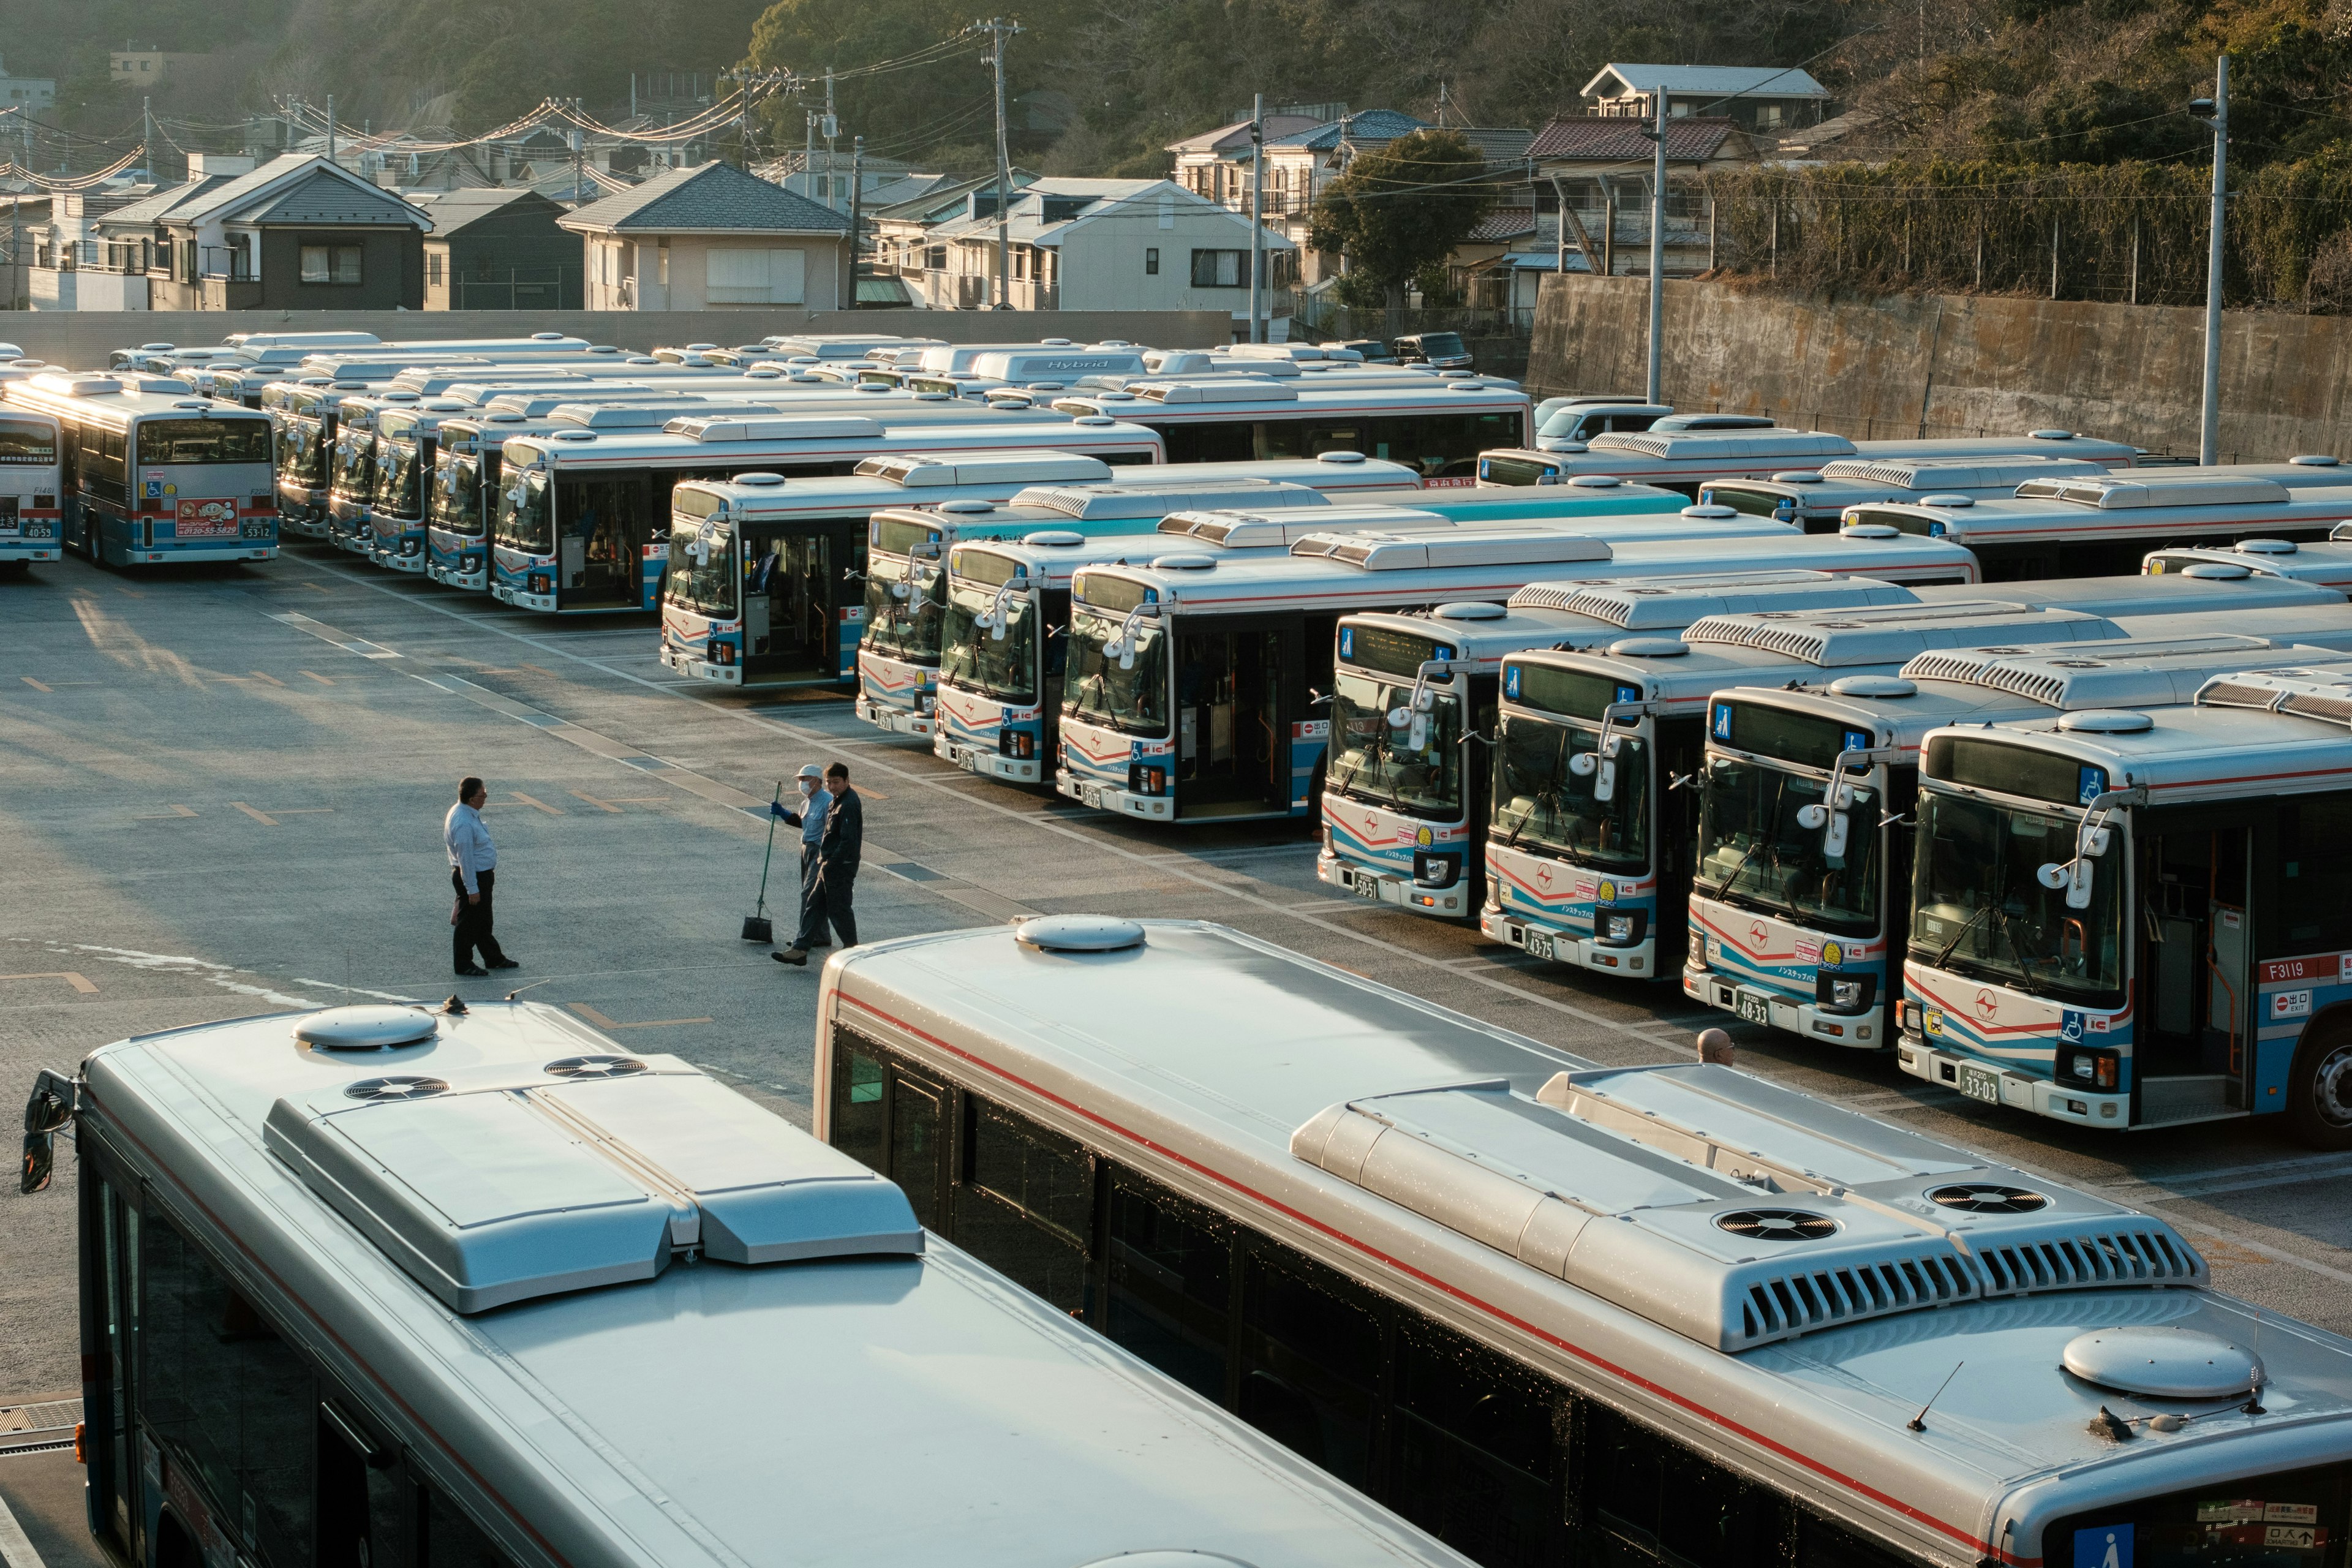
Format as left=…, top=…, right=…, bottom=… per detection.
left=860, top=456, right=1428, bottom=738
left=2145, top=529, right=2352, bottom=589
left=1900, top=664, right=2352, bottom=1143
left=1845, top=470, right=2352, bottom=578
left=1482, top=580, right=2352, bottom=993
left=1050, top=379, right=1532, bottom=477
left=1683, top=597, right=2352, bottom=1052
left=0, top=405, right=63, bottom=568
left=816, top=914, right=2352, bottom=1568
left=509, top=413, right=1158, bottom=620
left=1, top=374, right=275, bottom=567
left=1051, top=524, right=1977, bottom=826
left=1697, top=455, right=2114, bottom=532
left=1476, top=429, right=2138, bottom=493
left=18, top=998, right=1481, bottom=1568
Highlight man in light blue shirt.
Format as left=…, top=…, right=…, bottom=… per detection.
left=769, top=763, right=832, bottom=952
left=444, top=776, right=516, bottom=977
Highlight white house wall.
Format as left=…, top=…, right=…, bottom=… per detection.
left=578, top=233, right=845, bottom=311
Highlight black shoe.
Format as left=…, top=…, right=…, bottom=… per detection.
left=487, top=957, right=519, bottom=970
left=771, top=948, right=809, bottom=967
left=456, top=964, right=489, bottom=977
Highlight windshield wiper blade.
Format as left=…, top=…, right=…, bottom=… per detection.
left=1933, top=902, right=1998, bottom=970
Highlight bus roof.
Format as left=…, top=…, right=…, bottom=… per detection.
left=505, top=417, right=1162, bottom=472
left=1850, top=477, right=2352, bottom=543
left=826, top=919, right=2352, bottom=1567
left=2, top=375, right=271, bottom=426
left=1700, top=456, right=2111, bottom=508
left=1057, top=380, right=1530, bottom=418
left=82, top=1000, right=1471, bottom=1568
left=2145, top=535, right=2352, bottom=587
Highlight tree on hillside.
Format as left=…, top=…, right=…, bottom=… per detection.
left=1306, top=128, right=1496, bottom=311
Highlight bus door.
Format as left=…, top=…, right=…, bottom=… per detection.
left=2136, top=819, right=2253, bottom=1107
left=553, top=473, right=650, bottom=609
left=1173, top=617, right=1292, bottom=819
left=86, top=1173, right=142, bottom=1562
left=742, top=521, right=862, bottom=682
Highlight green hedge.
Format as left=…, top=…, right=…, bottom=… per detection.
left=1704, top=157, right=2352, bottom=309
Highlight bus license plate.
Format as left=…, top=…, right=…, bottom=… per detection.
left=1959, top=1065, right=2002, bottom=1104
left=1525, top=931, right=1554, bottom=960
left=1735, top=991, right=1772, bottom=1027
left=1352, top=873, right=1381, bottom=900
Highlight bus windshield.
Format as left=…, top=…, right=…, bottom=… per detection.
left=431, top=456, right=482, bottom=536
left=137, top=419, right=270, bottom=464
left=1066, top=608, right=1167, bottom=735
left=1480, top=456, right=1559, bottom=487
left=496, top=469, right=552, bottom=553
left=333, top=432, right=372, bottom=497
left=377, top=441, right=421, bottom=519
left=1911, top=790, right=2124, bottom=1005
left=864, top=556, right=945, bottom=662
left=1329, top=668, right=1462, bottom=819
left=0, top=418, right=58, bottom=462
left=1695, top=756, right=1880, bottom=937
left=667, top=516, right=737, bottom=617
left=939, top=582, right=1037, bottom=703
left=1491, top=713, right=1649, bottom=869
left=276, top=418, right=324, bottom=486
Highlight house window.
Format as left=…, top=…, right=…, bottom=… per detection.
left=706, top=246, right=807, bottom=305
left=300, top=244, right=362, bottom=285
left=925, top=246, right=946, bottom=270
left=426, top=253, right=443, bottom=287
left=1189, top=249, right=1245, bottom=288
left=1145, top=247, right=1159, bottom=276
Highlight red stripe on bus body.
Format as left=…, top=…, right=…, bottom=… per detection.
left=82, top=1087, right=576, bottom=1568
left=834, top=990, right=2024, bottom=1564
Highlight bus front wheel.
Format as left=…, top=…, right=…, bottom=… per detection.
left=2285, top=1025, right=2352, bottom=1149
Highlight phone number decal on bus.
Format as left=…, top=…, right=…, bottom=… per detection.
left=175, top=499, right=239, bottom=538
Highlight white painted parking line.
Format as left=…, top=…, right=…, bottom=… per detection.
left=268, top=612, right=401, bottom=659
left=0, top=1488, right=48, bottom=1568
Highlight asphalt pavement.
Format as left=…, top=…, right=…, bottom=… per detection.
left=6, top=541, right=2351, bottom=1477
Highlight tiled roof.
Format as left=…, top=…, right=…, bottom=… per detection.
left=1582, top=64, right=1828, bottom=100
left=559, top=160, right=850, bottom=235
left=1529, top=115, right=1746, bottom=164
left=408, top=187, right=560, bottom=236
left=230, top=168, right=432, bottom=227
left=1265, top=108, right=1430, bottom=151
left=1453, top=127, right=1536, bottom=167
left=1467, top=207, right=1537, bottom=243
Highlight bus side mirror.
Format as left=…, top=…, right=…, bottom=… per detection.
left=1567, top=752, right=1598, bottom=777
left=890, top=582, right=909, bottom=600
left=2080, top=824, right=2113, bottom=858
left=1822, top=812, right=1849, bottom=858
left=20, top=1069, right=73, bottom=1196
left=2037, top=862, right=2070, bottom=889
left=1408, top=712, right=1430, bottom=752
left=1796, top=804, right=1829, bottom=829
left=990, top=619, right=1007, bottom=643
left=1594, top=759, right=1616, bottom=803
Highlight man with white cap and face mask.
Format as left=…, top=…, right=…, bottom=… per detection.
left=767, top=763, right=833, bottom=954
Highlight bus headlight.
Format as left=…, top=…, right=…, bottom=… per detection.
left=1814, top=971, right=1877, bottom=1014
left=1128, top=763, right=1166, bottom=796
left=528, top=573, right=552, bottom=595
left=2062, top=1048, right=2119, bottom=1090
left=917, top=693, right=935, bottom=714
left=1601, top=913, right=1635, bottom=944
left=1689, top=930, right=1706, bottom=967
left=1000, top=728, right=1035, bottom=760
left=1901, top=1001, right=1924, bottom=1036
left=461, top=554, right=481, bottom=573
left=1594, top=910, right=1647, bottom=948
left=1413, top=852, right=1460, bottom=888
left=399, top=538, right=421, bottom=555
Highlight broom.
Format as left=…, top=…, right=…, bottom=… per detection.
left=742, top=780, right=782, bottom=943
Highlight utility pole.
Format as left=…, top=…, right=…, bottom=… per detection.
left=1250, top=94, right=1265, bottom=343
left=823, top=69, right=837, bottom=211
left=141, top=96, right=151, bottom=180
left=978, top=17, right=1021, bottom=309
left=2193, top=58, right=2230, bottom=466
left=325, top=94, right=336, bottom=166
left=1643, top=89, right=1668, bottom=405
left=572, top=104, right=584, bottom=203
left=805, top=110, right=815, bottom=197
left=849, top=134, right=864, bottom=301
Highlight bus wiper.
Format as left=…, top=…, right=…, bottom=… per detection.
left=1933, top=902, right=2000, bottom=970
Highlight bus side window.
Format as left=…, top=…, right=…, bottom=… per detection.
left=423, top=1487, right=508, bottom=1568
left=1587, top=1401, right=1775, bottom=1568
left=2277, top=792, right=2352, bottom=951
left=1390, top=1314, right=1562, bottom=1568
left=1237, top=1244, right=1380, bottom=1487
left=1796, top=1513, right=1913, bottom=1568
left=952, top=1097, right=1093, bottom=1314
left=1104, top=1168, right=1232, bottom=1402
left=140, top=1208, right=315, bottom=1568
left=829, top=1035, right=889, bottom=1174
left=316, top=1408, right=415, bottom=1568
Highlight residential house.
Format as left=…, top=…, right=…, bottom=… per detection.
left=0, top=56, right=56, bottom=113
left=1580, top=64, right=1829, bottom=136
left=412, top=189, right=581, bottom=311
left=110, top=46, right=206, bottom=85
left=1529, top=115, right=1754, bottom=280
left=30, top=153, right=434, bottom=310
left=889, top=176, right=1292, bottom=331
left=755, top=151, right=944, bottom=213
left=558, top=160, right=851, bottom=311
left=870, top=170, right=1038, bottom=288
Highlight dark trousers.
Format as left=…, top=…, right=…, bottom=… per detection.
left=452, top=867, right=509, bottom=971
left=794, top=846, right=831, bottom=947
left=793, top=858, right=858, bottom=950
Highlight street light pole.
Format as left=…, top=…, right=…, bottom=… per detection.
left=1644, top=89, right=1667, bottom=406
left=1250, top=93, right=1265, bottom=344
left=2195, top=56, right=2230, bottom=466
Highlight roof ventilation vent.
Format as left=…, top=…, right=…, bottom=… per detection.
left=1841, top=522, right=1900, bottom=539
left=1773, top=470, right=1825, bottom=484
left=1681, top=504, right=1739, bottom=520
left=1432, top=601, right=1508, bottom=620
left=544, top=1055, right=647, bottom=1079
left=733, top=472, right=787, bottom=488
left=2180, top=562, right=2250, bottom=579
left=293, top=1006, right=439, bottom=1052
left=1608, top=635, right=1686, bottom=658
left=2030, top=428, right=2076, bottom=440
left=2062, top=1327, right=2263, bottom=1399
left=1918, top=494, right=1975, bottom=508
left=1930, top=1182, right=2048, bottom=1214
left=1026, top=529, right=1085, bottom=546
left=1015, top=915, right=1147, bottom=952
left=2057, top=709, right=2155, bottom=733
left=1715, top=1209, right=1837, bottom=1242
left=1829, top=675, right=1914, bottom=698
left=2234, top=538, right=2297, bottom=555
left=1568, top=475, right=1621, bottom=488
left=938, top=499, right=995, bottom=514
left=2290, top=454, right=2340, bottom=466
left=343, top=1076, right=449, bottom=1102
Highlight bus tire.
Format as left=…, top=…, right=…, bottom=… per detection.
left=2285, top=1022, right=2352, bottom=1150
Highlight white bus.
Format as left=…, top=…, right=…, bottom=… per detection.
left=1050, top=379, right=1533, bottom=479
left=1476, top=429, right=2138, bottom=494
left=1052, top=525, right=1976, bottom=826
left=0, top=405, right=64, bottom=568
left=816, top=915, right=2352, bottom=1568
left=1846, top=470, right=2352, bottom=578
left=20, top=998, right=1480, bottom=1568
left=2145, top=528, right=2352, bottom=588
left=1697, top=455, right=2114, bottom=532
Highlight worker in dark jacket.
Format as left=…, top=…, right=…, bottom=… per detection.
left=774, top=762, right=862, bottom=965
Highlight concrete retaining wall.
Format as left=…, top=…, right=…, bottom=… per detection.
left=1526, top=276, right=2352, bottom=461
left=0, top=309, right=1235, bottom=374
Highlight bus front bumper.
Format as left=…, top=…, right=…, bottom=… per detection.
left=937, top=737, right=1041, bottom=784
left=659, top=644, right=741, bottom=685
left=1897, top=1037, right=2126, bottom=1124
left=383, top=548, right=427, bottom=575
left=1482, top=909, right=1653, bottom=976
left=426, top=560, right=486, bottom=591
left=1055, top=767, right=1172, bottom=820
left=1686, top=966, right=1879, bottom=1046
left=490, top=581, right=556, bottom=612
left=857, top=696, right=936, bottom=737
left=1, top=545, right=61, bottom=562
left=1320, top=852, right=1470, bottom=918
